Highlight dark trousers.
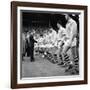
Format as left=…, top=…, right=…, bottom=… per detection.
left=30, top=48, right=34, bottom=61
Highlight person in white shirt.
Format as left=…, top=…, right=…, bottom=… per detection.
left=59, top=14, right=78, bottom=65
left=56, top=21, right=66, bottom=46
left=48, top=28, right=57, bottom=46
left=63, top=14, right=77, bottom=56
left=55, top=21, right=66, bottom=63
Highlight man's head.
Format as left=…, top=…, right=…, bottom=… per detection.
left=57, top=23, right=61, bottom=29
left=57, top=20, right=62, bottom=29
left=64, top=14, right=72, bottom=21
left=64, top=14, right=69, bottom=21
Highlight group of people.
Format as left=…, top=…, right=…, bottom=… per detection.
left=22, top=14, right=79, bottom=67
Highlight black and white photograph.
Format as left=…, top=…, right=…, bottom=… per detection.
left=11, top=1, right=87, bottom=88
left=21, top=11, right=80, bottom=78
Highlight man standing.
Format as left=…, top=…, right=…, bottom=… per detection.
left=58, top=14, right=78, bottom=66
left=63, top=14, right=77, bottom=59
left=29, top=33, right=37, bottom=62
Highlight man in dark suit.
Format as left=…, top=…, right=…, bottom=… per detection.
left=29, top=33, right=37, bottom=62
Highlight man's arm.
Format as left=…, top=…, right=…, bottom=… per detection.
left=33, top=39, right=37, bottom=43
